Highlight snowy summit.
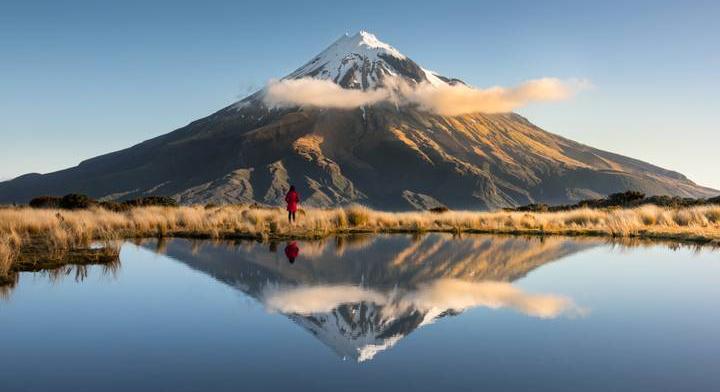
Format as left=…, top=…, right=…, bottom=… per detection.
left=285, top=31, right=456, bottom=90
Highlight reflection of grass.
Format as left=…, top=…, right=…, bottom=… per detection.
left=0, top=235, right=120, bottom=288
left=1, top=204, right=720, bottom=282
left=0, top=247, right=121, bottom=299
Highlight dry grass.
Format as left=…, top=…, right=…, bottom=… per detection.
left=1, top=204, right=720, bottom=282
left=0, top=230, right=22, bottom=280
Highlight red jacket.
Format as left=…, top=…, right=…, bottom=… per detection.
left=285, top=190, right=300, bottom=212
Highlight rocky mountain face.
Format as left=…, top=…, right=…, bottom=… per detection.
left=0, top=31, right=715, bottom=209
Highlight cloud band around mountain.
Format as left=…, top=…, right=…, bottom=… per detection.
left=263, top=77, right=589, bottom=115
left=262, top=279, right=585, bottom=319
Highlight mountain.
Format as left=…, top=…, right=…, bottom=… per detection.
left=153, top=234, right=595, bottom=361
left=0, top=31, right=715, bottom=209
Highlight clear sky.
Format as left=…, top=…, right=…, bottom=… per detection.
left=1, top=0, right=718, bottom=188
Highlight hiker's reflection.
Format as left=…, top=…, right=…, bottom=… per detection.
left=284, top=241, right=300, bottom=264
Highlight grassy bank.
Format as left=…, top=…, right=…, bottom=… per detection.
left=2, top=204, right=720, bottom=282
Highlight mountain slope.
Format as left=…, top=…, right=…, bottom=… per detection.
left=0, top=31, right=715, bottom=209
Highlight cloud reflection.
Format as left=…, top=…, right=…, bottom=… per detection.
left=263, top=278, right=582, bottom=319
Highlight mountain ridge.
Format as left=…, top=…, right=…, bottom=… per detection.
left=0, top=31, right=716, bottom=208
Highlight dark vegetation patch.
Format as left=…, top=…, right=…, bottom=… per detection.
left=506, top=191, right=720, bottom=212
left=28, top=194, right=178, bottom=211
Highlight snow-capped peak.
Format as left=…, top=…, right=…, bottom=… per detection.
left=344, top=30, right=406, bottom=59
left=284, top=31, right=456, bottom=90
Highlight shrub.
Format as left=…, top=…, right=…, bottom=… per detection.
left=98, top=196, right=178, bottom=211
left=429, top=206, right=450, bottom=214
left=607, top=191, right=645, bottom=206
left=29, top=196, right=61, bottom=209
left=143, top=196, right=177, bottom=207
left=123, top=196, right=178, bottom=208
left=509, top=191, right=720, bottom=212
left=59, top=194, right=95, bottom=210
left=514, top=203, right=549, bottom=212
left=31, top=193, right=99, bottom=210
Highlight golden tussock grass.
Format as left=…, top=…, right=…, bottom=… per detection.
left=1, top=203, right=720, bottom=281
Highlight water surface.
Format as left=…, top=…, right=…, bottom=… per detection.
left=1, top=234, right=719, bottom=391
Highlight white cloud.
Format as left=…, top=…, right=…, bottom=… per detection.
left=263, top=77, right=589, bottom=115
left=264, top=78, right=389, bottom=109
left=400, top=78, right=589, bottom=116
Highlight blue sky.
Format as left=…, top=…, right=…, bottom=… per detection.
left=1, top=0, right=718, bottom=188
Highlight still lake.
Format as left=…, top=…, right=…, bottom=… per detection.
left=1, top=234, right=719, bottom=391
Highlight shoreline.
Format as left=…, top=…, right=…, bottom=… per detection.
left=4, top=227, right=717, bottom=288
left=2, top=204, right=719, bottom=284
left=133, top=226, right=720, bottom=246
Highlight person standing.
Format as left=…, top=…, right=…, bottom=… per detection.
left=285, top=185, right=300, bottom=224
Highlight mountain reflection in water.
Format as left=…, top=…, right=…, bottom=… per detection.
left=146, top=234, right=593, bottom=362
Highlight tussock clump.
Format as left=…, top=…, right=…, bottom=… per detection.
left=0, top=231, right=22, bottom=279
left=562, top=209, right=603, bottom=227
left=334, top=209, right=349, bottom=229
left=347, top=205, right=371, bottom=227
left=706, top=208, right=720, bottom=223
left=636, top=206, right=658, bottom=226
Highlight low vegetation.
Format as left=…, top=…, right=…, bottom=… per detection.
left=506, top=191, right=720, bottom=212
left=2, top=201, right=720, bottom=284
left=29, top=194, right=178, bottom=211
